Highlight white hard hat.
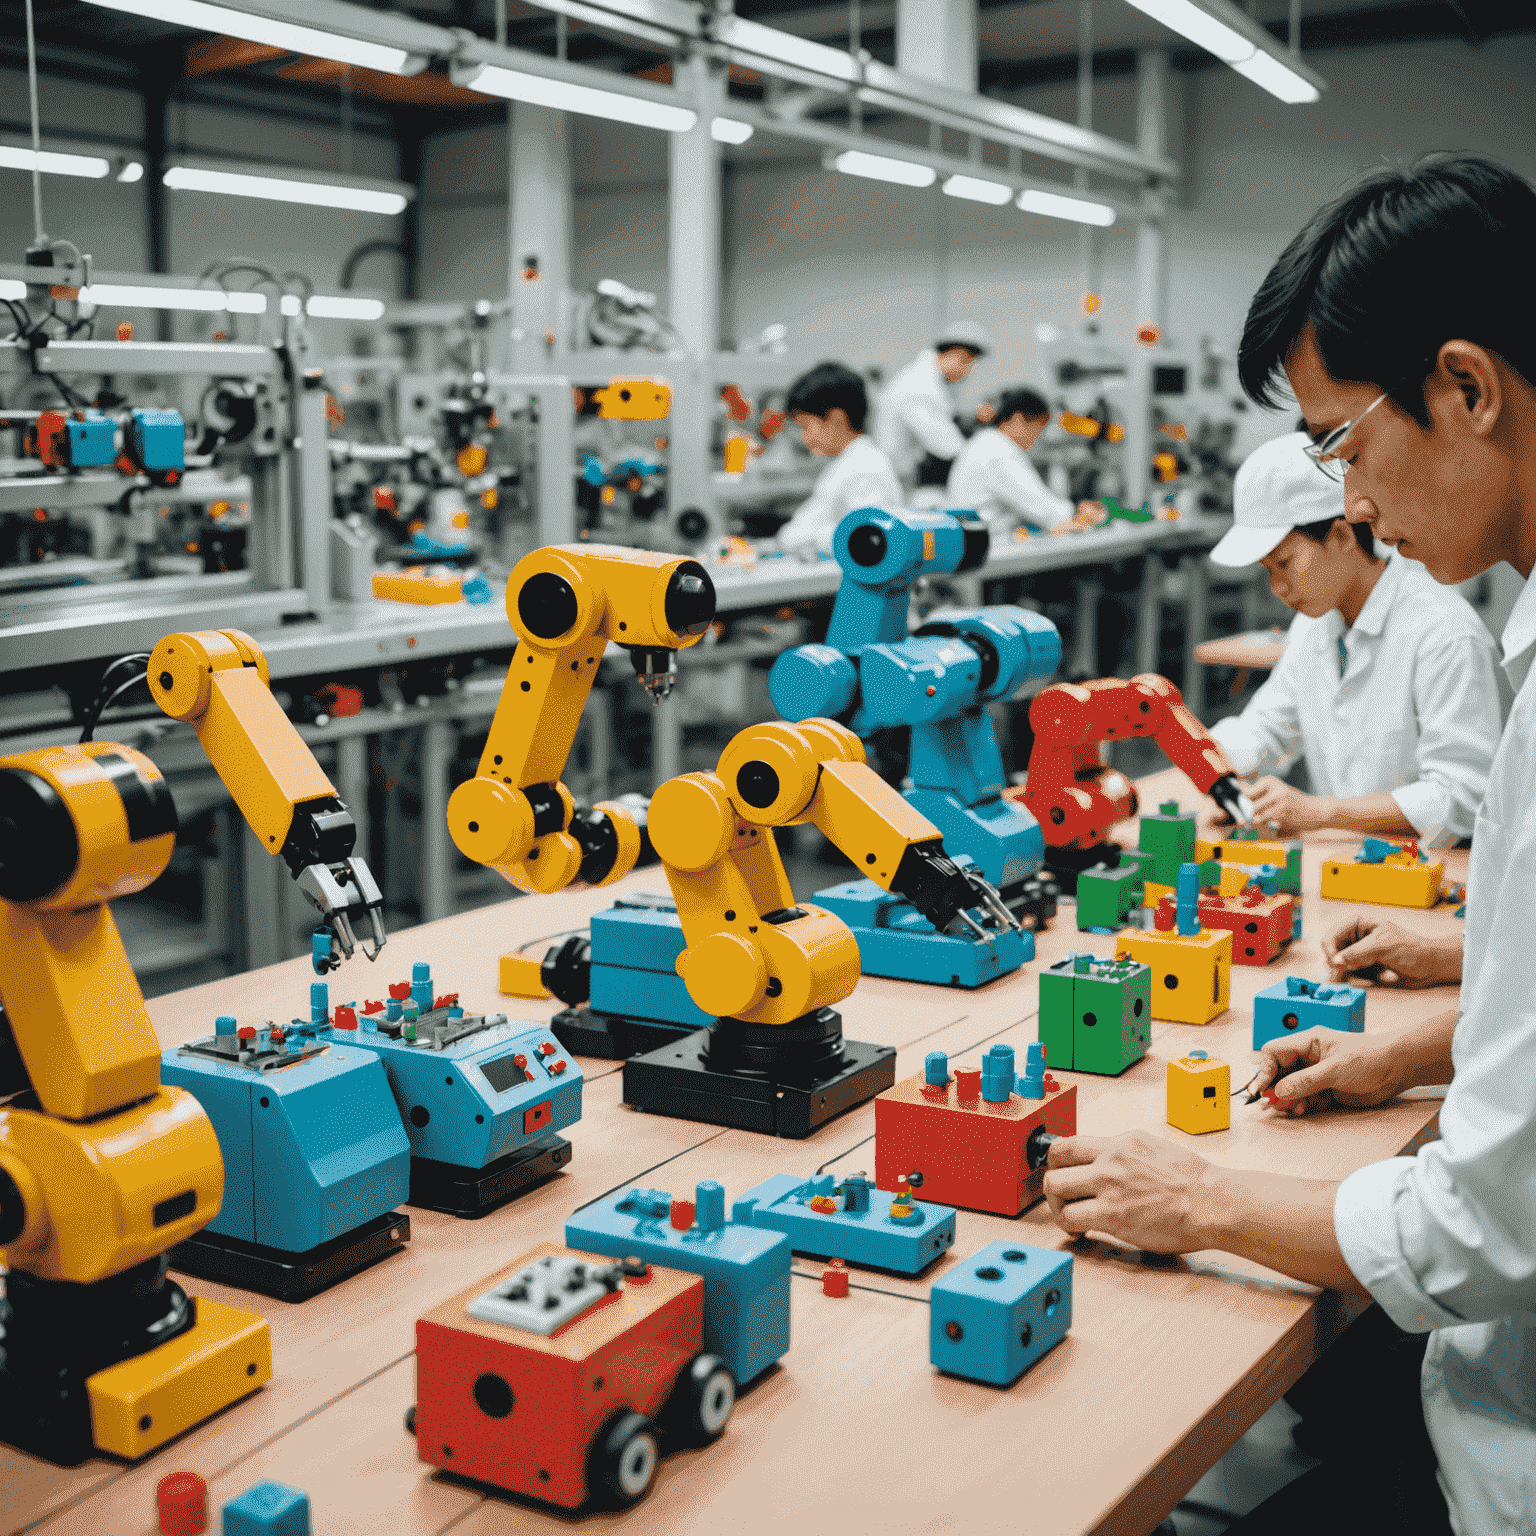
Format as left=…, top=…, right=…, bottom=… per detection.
left=1210, top=431, right=1346, bottom=567
left=935, top=319, right=992, bottom=356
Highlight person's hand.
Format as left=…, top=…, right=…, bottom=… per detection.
left=1245, top=776, right=1328, bottom=835
left=1043, top=1131, right=1217, bottom=1251
left=1323, top=915, right=1463, bottom=989
left=1074, top=499, right=1107, bottom=526
left=1251, top=1028, right=1409, bottom=1116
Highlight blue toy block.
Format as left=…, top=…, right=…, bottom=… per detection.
left=929, top=1240, right=1074, bottom=1386
left=163, top=1029, right=409, bottom=1253
left=1016, top=1041, right=1046, bottom=1099
left=222, top=1480, right=310, bottom=1536
left=813, top=877, right=1031, bottom=987
left=1359, top=836, right=1394, bottom=864
left=1176, top=861, right=1202, bottom=936
left=567, top=1180, right=791, bottom=1386
left=1252, top=975, right=1367, bottom=1050
left=125, top=407, right=185, bottom=472
left=66, top=410, right=117, bottom=467
left=734, top=1172, right=956, bottom=1275
left=981, top=1043, right=1015, bottom=1102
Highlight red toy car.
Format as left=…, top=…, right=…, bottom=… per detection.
left=412, top=1243, right=736, bottom=1508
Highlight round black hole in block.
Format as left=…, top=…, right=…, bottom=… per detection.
left=1082, top=1010, right=1097, bottom=1027
left=736, top=760, right=779, bottom=809
left=975, top=1265, right=1003, bottom=1281
left=473, top=1373, right=514, bottom=1418
left=410, top=1105, right=430, bottom=1128
left=1164, top=974, right=1179, bottom=989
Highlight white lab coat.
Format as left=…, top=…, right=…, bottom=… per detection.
left=875, top=350, right=967, bottom=486
left=947, top=426, right=1075, bottom=532
left=1334, top=562, right=1536, bottom=1534
left=1209, top=554, right=1499, bottom=844
left=775, top=435, right=900, bottom=560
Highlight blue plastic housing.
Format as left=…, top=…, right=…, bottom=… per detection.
left=928, top=1239, right=1074, bottom=1386
left=1252, top=976, right=1366, bottom=1050
left=126, top=407, right=185, bottom=472
left=587, top=898, right=714, bottom=1027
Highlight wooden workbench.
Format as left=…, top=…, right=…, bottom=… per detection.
left=5, top=773, right=1464, bottom=1536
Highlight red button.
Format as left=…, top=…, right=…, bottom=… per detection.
left=538, top=1041, right=556, bottom=1056
left=270, top=1028, right=285, bottom=1043
left=551, top=1060, right=567, bottom=1075
left=670, top=1198, right=695, bottom=1230
left=156, top=1471, right=207, bottom=1534
left=512, top=1053, right=528, bottom=1069
left=237, top=1026, right=256, bottom=1041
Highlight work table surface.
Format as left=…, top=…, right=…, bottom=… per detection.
left=5, top=772, right=1464, bottom=1536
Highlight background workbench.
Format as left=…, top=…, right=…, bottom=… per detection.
left=4, top=770, right=1465, bottom=1536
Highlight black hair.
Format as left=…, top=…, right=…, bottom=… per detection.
left=936, top=340, right=984, bottom=358
left=994, top=387, right=1051, bottom=425
left=1239, top=154, right=1536, bottom=424
left=786, top=362, right=869, bottom=431
left=1293, top=516, right=1377, bottom=557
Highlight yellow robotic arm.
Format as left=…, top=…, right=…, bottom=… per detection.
left=141, top=628, right=386, bottom=968
left=649, top=719, right=1017, bottom=1026
left=447, top=543, right=715, bottom=895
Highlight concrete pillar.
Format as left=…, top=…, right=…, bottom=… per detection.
left=1133, top=50, right=1171, bottom=336
left=508, top=104, right=571, bottom=374
left=896, top=0, right=978, bottom=91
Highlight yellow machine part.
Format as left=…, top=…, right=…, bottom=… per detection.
left=594, top=378, right=671, bottom=419
left=373, top=568, right=463, bottom=604
left=1319, top=852, right=1444, bottom=909
left=0, top=1087, right=224, bottom=1283
left=149, top=631, right=335, bottom=858
left=499, top=954, right=551, bottom=999
left=1116, top=928, right=1232, bottom=1025
left=88, top=1297, right=271, bottom=1460
left=804, top=759, right=943, bottom=891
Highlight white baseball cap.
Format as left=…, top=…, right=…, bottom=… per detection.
left=1209, top=431, right=1346, bottom=567
left=935, top=319, right=992, bottom=356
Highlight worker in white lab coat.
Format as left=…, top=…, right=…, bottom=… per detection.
left=1207, top=431, right=1500, bottom=846
left=947, top=386, right=1106, bottom=534
left=877, top=320, right=990, bottom=491
left=775, top=362, right=900, bottom=560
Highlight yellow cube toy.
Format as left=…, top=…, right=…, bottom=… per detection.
left=1115, top=927, right=1232, bottom=1025
left=1167, top=1052, right=1231, bottom=1135
left=1320, top=839, right=1445, bottom=910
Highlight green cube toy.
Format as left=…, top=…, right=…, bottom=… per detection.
left=1075, top=864, right=1143, bottom=932
left=1138, top=801, right=1197, bottom=887
left=1038, top=952, right=1153, bottom=1076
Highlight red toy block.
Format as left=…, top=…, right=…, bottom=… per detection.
left=156, top=1471, right=207, bottom=1535
left=1171, top=885, right=1293, bottom=966
left=388, top=981, right=412, bottom=1000
left=822, top=1259, right=850, bottom=1298
left=670, top=1198, right=696, bottom=1231
left=362, top=999, right=385, bottom=1015
left=332, top=1006, right=358, bottom=1031
left=874, top=1072, right=1077, bottom=1216
left=414, top=1243, right=709, bottom=1510
left=433, top=993, right=460, bottom=1010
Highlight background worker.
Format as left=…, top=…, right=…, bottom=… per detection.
left=774, top=362, right=900, bottom=560
left=877, top=320, right=990, bottom=491
left=1207, top=431, right=1500, bottom=843
left=947, top=386, right=1107, bottom=535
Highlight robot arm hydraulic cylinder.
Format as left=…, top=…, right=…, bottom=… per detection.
left=146, top=629, right=386, bottom=968
left=446, top=544, right=715, bottom=895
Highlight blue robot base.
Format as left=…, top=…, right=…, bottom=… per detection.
left=812, top=879, right=1032, bottom=987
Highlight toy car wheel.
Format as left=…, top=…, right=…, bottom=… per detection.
left=404, top=1405, right=416, bottom=1435
left=591, top=1410, right=660, bottom=1506
left=668, top=1352, right=736, bottom=1443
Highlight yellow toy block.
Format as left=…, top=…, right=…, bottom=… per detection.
left=373, top=567, right=462, bottom=604
left=1143, top=879, right=1173, bottom=909
left=499, top=953, right=551, bottom=999
left=1216, top=864, right=1248, bottom=898
left=1166, top=1053, right=1230, bottom=1135
left=1115, top=927, right=1232, bottom=1024
left=1194, top=834, right=1303, bottom=895
left=1320, top=844, right=1445, bottom=909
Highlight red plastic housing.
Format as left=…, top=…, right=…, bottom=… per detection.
left=1161, top=888, right=1293, bottom=966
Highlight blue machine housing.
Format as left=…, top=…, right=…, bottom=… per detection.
left=566, top=1180, right=791, bottom=1386
left=733, top=1172, right=956, bottom=1274
left=928, top=1239, right=1074, bottom=1387
left=587, top=896, right=714, bottom=1028
left=126, top=407, right=185, bottom=473
left=162, top=1023, right=409, bottom=1254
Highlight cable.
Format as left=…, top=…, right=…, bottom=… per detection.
left=514, top=927, right=588, bottom=955
left=79, top=654, right=151, bottom=743
left=24, top=0, right=45, bottom=248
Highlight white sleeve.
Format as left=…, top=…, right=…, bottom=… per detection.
left=1207, top=639, right=1305, bottom=778
left=776, top=479, right=842, bottom=559
left=899, top=390, right=967, bottom=461
left=988, top=448, right=1074, bottom=530
left=1389, top=635, right=1502, bottom=844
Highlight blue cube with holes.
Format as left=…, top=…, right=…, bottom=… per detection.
left=222, top=1480, right=310, bottom=1536
left=928, top=1239, right=1074, bottom=1387
left=1252, top=975, right=1366, bottom=1051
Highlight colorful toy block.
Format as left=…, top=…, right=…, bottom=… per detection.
left=1166, top=1051, right=1230, bottom=1135
left=1252, top=975, right=1366, bottom=1049
left=1195, top=832, right=1303, bottom=896
left=1150, top=883, right=1293, bottom=967
left=1139, top=801, right=1197, bottom=886
left=1074, top=863, right=1144, bottom=933
left=929, top=1240, right=1074, bottom=1386
left=566, top=1180, right=791, bottom=1386
left=1319, top=838, right=1445, bottom=909
left=874, top=1050, right=1077, bottom=1216
left=222, top=1481, right=310, bottom=1536
left=1114, top=926, right=1231, bottom=1024
left=1039, top=952, right=1152, bottom=1075
left=733, top=1172, right=956, bottom=1275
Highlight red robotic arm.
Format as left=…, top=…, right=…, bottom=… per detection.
left=1019, top=673, right=1253, bottom=848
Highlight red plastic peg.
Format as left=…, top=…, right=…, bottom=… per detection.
left=822, top=1260, right=850, bottom=1298
left=362, top=999, right=384, bottom=1015
left=669, top=1198, right=695, bottom=1230
left=156, top=1471, right=207, bottom=1535
left=237, top=1026, right=256, bottom=1041
left=333, top=1006, right=358, bottom=1031
left=953, top=1067, right=982, bottom=1098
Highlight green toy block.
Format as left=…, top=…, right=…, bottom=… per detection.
left=1037, top=953, right=1152, bottom=1075
left=1038, top=963, right=1075, bottom=1071
left=1117, top=847, right=1157, bottom=889
left=1075, top=864, right=1142, bottom=932
left=1138, top=800, right=1196, bottom=887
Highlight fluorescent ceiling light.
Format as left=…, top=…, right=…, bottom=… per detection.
left=306, top=294, right=386, bottom=320
left=1018, top=188, right=1116, bottom=227
left=460, top=63, right=697, bottom=133
left=711, top=118, right=754, bottom=145
left=164, top=164, right=410, bottom=215
left=117, top=161, right=144, bottom=183
left=943, top=173, right=1013, bottom=205
left=83, top=0, right=411, bottom=73
left=0, top=280, right=25, bottom=301
left=79, top=285, right=382, bottom=319
left=0, top=146, right=110, bottom=179
left=832, top=150, right=936, bottom=188
left=1230, top=49, right=1321, bottom=103
left=1120, top=0, right=1253, bottom=63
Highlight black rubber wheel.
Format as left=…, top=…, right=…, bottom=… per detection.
left=404, top=1404, right=417, bottom=1435
left=590, top=1410, right=660, bottom=1506
left=666, top=1353, right=736, bottom=1444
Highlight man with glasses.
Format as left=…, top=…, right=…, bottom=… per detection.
left=1042, top=154, right=1536, bottom=1535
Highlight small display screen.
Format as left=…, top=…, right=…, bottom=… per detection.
left=481, top=1052, right=529, bottom=1093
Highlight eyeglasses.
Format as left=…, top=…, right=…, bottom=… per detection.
left=1303, top=392, right=1387, bottom=483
